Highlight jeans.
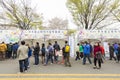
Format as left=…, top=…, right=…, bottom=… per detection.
left=19, top=58, right=27, bottom=72
left=34, top=54, right=39, bottom=65
left=46, top=54, right=53, bottom=64
left=8, top=51, right=12, bottom=58
left=83, top=54, right=92, bottom=64
left=27, top=57, right=30, bottom=67
left=116, top=54, right=120, bottom=62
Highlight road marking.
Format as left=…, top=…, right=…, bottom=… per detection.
left=0, top=74, right=120, bottom=76
left=0, top=78, right=120, bottom=80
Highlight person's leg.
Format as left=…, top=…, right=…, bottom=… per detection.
left=24, top=58, right=28, bottom=71
left=37, top=54, right=39, bottom=64
left=118, top=54, right=120, bottom=62
left=80, top=52, right=83, bottom=58
left=109, top=53, right=112, bottom=60
left=64, top=54, right=67, bottom=66
left=7, top=51, right=9, bottom=59
left=13, top=51, right=15, bottom=59
left=34, top=54, right=38, bottom=65
left=76, top=52, right=80, bottom=61
left=94, top=58, right=97, bottom=67
left=45, top=55, right=50, bottom=65
left=83, top=54, right=86, bottom=65
left=50, top=54, right=53, bottom=63
left=98, top=59, right=101, bottom=69
left=67, top=54, right=71, bottom=67
left=87, top=54, right=92, bottom=64
left=15, top=51, right=17, bottom=59
left=116, top=54, right=119, bottom=63
left=101, top=58, right=103, bottom=63
left=113, top=53, right=116, bottom=61
left=19, top=60, right=24, bottom=72
left=41, top=56, right=43, bottom=64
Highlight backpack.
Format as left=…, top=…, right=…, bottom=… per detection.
left=65, top=45, right=70, bottom=53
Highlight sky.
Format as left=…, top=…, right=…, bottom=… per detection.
left=31, top=0, right=77, bottom=29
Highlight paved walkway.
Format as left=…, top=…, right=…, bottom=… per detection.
left=0, top=57, right=120, bottom=74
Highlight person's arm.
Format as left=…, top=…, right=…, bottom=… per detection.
left=17, top=48, right=20, bottom=58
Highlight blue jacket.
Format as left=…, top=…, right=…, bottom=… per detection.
left=114, top=44, right=119, bottom=54
left=83, top=44, right=90, bottom=54
left=12, top=44, right=19, bottom=51
left=28, top=48, right=32, bottom=57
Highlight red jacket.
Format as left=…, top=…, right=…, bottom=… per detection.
left=100, top=46, right=105, bottom=55
left=93, top=46, right=102, bottom=57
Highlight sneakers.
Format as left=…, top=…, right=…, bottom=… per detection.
left=93, top=66, right=97, bottom=69
left=24, top=70, right=27, bottom=73
left=93, top=66, right=101, bottom=69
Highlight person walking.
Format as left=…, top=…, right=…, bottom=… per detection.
left=114, top=43, right=119, bottom=63
left=44, top=43, right=54, bottom=66
left=117, top=44, right=120, bottom=63
left=0, top=42, right=7, bottom=60
left=109, top=43, right=116, bottom=61
left=33, top=42, right=40, bottom=65
left=53, top=41, right=60, bottom=63
left=64, top=41, right=71, bottom=67
left=93, top=42, right=102, bottom=69
left=83, top=41, right=92, bottom=65
left=79, top=43, right=84, bottom=59
left=41, top=43, right=46, bottom=64
left=75, top=43, right=80, bottom=61
left=17, top=41, right=28, bottom=73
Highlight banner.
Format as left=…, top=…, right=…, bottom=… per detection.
left=0, top=30, right=67, bottom=43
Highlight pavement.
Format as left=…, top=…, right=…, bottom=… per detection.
left=0, top=57, right=120, bottom=74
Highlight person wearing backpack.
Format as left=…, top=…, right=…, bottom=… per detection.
left=41, top=43, right=46, bottom=64
left=0, top=42, right=7, bottom=60
left=83, top=41, right=92, bottom=65
left=53, top=41, right=60, bottom=63
left=7, top=43, right=13, bottom=59
left=64, top=41, right=71, bottom=67
left=44, top=43, right=54, bottom=66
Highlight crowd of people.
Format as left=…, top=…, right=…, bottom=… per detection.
left=0, top=40, right=120, bottom=73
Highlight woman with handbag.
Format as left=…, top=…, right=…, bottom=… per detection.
left=93, top=42, right=102, bottom=69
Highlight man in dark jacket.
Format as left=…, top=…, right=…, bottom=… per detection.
left=109, top=43, right=116, bottom=61
left=53, top=41, right=60, bottom=63
left=34, top=42, right=40, bottom=65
